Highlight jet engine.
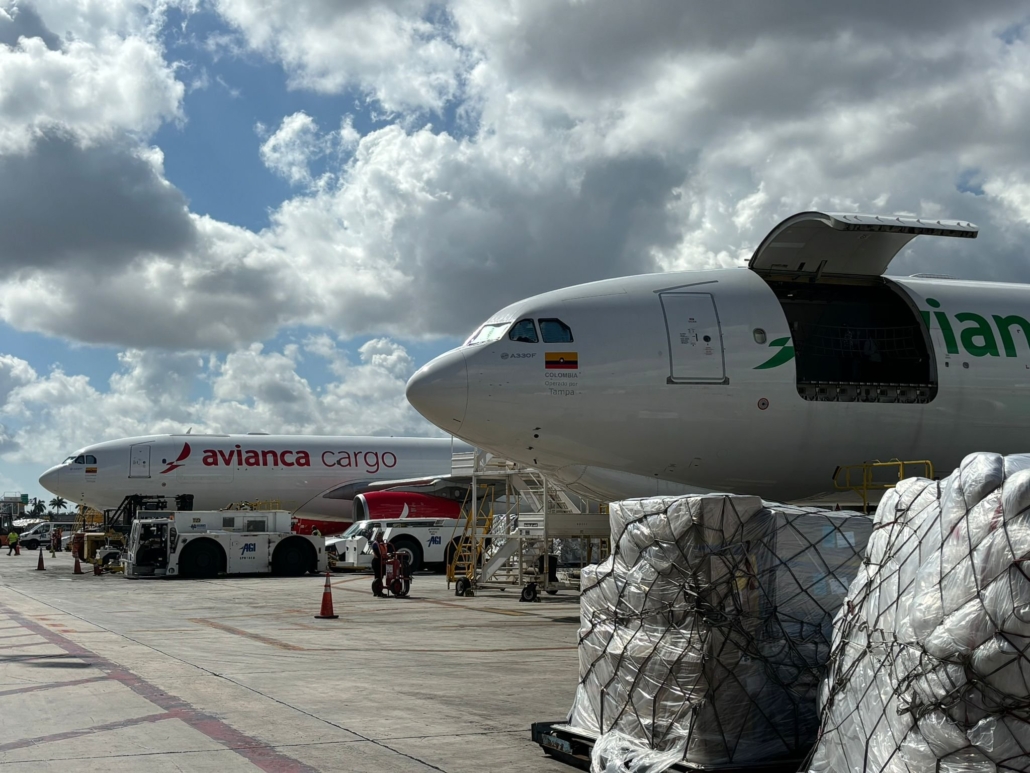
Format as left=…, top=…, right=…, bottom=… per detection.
left=353, top=491, right=463, bottom=521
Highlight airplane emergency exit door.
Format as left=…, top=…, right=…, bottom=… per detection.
left=129, top=444, right=151, bottom=478
left=659, top=292, right=727, bottom=384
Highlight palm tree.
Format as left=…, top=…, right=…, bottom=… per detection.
left=29, top=499, right=46, bottom=518
left=48, top=497, right=67, bottom=517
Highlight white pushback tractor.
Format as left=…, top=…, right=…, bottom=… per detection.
left=123, top=510, right=326, bottom=579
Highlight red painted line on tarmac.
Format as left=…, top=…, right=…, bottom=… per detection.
left=0, top=675, right=108, bottom=698
left=0, top=602, right=319, bottom=773
left=330, top=575, right=370, bottom=586
left=187, top=618, right=307, bottom=651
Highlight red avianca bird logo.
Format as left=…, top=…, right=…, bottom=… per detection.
left=160, top=443, right=191, bottom=474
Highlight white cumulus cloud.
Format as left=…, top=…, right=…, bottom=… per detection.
left=212, top=0, right=465, bottom=113
left=259, top=111, right=326, bottom=186
left=0, top=336, right=435, bottom=472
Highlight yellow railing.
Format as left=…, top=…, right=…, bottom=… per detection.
left=446, top=485, right=495, bottom=586
left=833, top=459, right=935, bottom=512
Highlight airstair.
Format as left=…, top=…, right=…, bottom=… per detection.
left=446, top=482, right=495, bottom=587
left=445, top=449, right=611, bottom=601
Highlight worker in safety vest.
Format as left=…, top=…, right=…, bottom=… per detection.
left=370, top=530, right=391, bottom=596
left=6, top=530, right=19, bottom=556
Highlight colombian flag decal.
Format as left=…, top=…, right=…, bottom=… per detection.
left=545, top=352, right=578, bottom=370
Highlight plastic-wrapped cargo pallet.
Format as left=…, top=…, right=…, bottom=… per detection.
left=810, top=452, right=1030, bottom=773
left=564, top=493, right=872, bottom=772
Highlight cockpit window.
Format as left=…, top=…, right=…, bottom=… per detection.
left=466, top=322, right=509, bottom=346
left=508, top=319, right=538, bottom=343
left=84, top=455, right=96, bottom=464
left=72, top=455, right=85, bottom=465
left=539, top=318, right=574, bottom=343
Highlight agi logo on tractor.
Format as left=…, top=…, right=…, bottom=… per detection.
left=241, top=543, right=256, bottom=556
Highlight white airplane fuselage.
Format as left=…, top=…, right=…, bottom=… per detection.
left=407, top=212, right=1029, bottom=502
left=39, top=434, right=461, bottom=520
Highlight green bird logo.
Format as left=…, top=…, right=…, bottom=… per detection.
left=754, top=337, right=795, bottom=370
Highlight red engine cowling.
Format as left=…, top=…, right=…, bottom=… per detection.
left=292, top=518, right=351, bottom=537
left=353, top=491, right=462, bottom=521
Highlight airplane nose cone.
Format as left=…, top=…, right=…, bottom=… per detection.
left=38, top=465, right=62, bottom=495
left=406, top=348, right=469, bottom=432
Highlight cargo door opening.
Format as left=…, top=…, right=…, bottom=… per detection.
left=766, top=279, right=937, bottom=403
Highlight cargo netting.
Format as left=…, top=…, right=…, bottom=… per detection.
left=810, top=452, right=1030, bottom=772
left=565, top=494, right=872, bottom=772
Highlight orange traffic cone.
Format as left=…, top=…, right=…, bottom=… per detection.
left=314, top=571, right=339, bottom=619
left=73, top=551, right=84, bottom=575
left=36, top=548, right=45, bottom=571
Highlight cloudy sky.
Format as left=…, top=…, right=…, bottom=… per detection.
left=2, top=0, right=1029, bottom=501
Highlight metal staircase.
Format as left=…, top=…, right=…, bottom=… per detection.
left=444, top=448, right=610, bottom=600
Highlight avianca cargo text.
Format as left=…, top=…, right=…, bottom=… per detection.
left=157, top=442, right=401, bottom=474
left=195, top=446, right=397, bottom=474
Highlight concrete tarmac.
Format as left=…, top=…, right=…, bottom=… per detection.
left=0, top=550, right=580, bottom=771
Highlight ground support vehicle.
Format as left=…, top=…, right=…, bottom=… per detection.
left=19, top=521, right=78, bottom=552
left=328, top=518, right=460, bottom=573
left=67, top=495, right=176, bottom=566
left=123, top=510, right=326, bottom=579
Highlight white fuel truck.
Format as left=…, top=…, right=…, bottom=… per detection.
left=123, top=510, right=326, bottom=579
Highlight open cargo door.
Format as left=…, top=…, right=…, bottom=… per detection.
left=749, top=212, right=977, bottom=279
left=751, top=211, right=978, bottom=405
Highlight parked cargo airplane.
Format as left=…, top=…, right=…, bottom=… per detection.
left=39, top=434, right=469, bottom=534
left=406, top=211, right=1023, bottom=503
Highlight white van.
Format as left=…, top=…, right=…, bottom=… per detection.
left=19, top=521, right=76, bottom=551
